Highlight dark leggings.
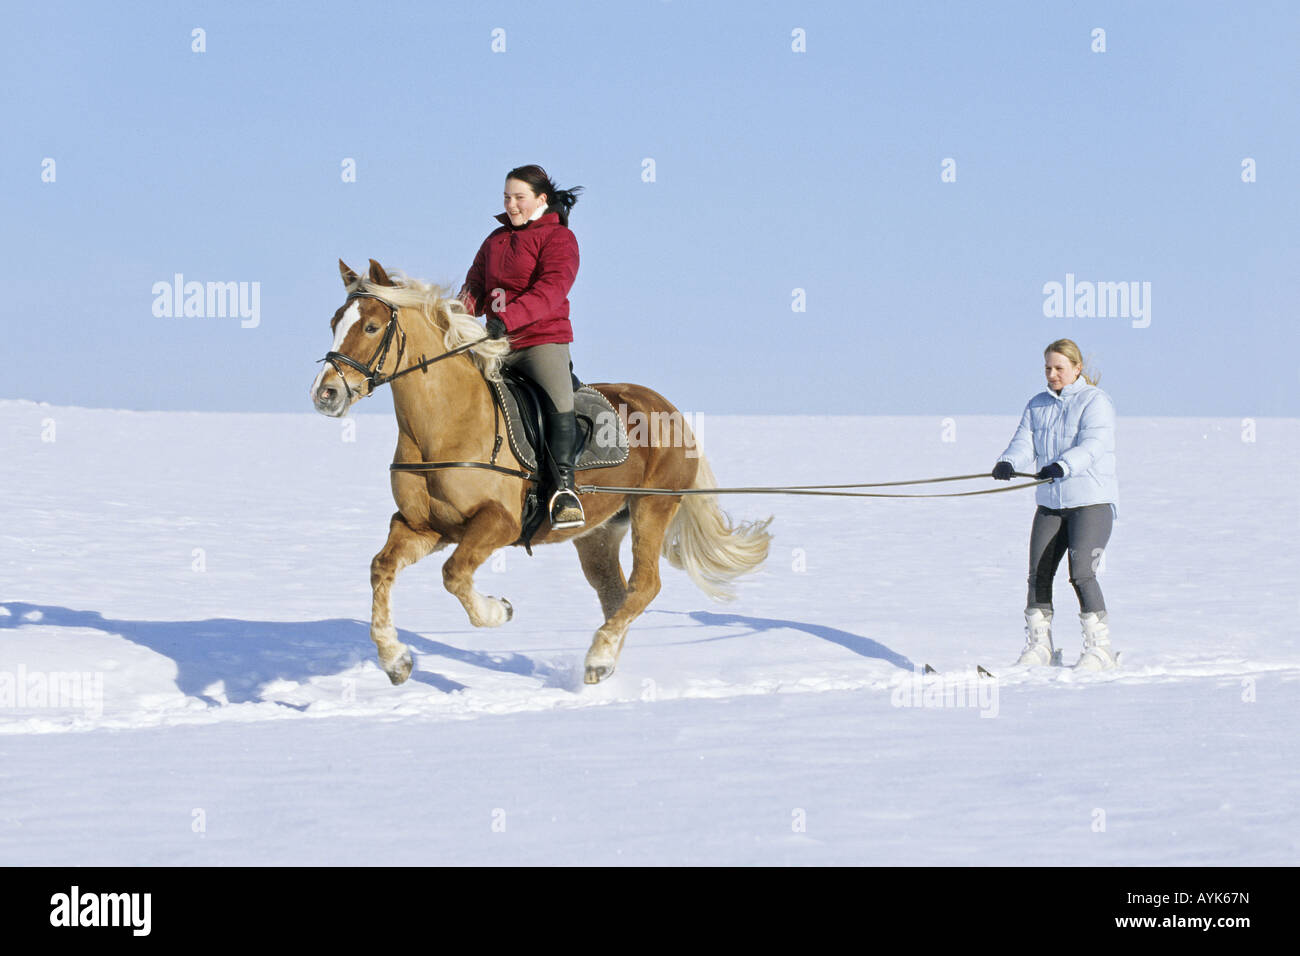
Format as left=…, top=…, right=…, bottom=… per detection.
left=1026, top=504, right=1113, bottom=613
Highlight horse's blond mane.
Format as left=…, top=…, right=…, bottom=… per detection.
left=346, top=271, right=510, bottom=382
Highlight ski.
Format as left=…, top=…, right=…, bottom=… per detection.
left=918, top=663, right=992, bottom=678
left=929, top=649, right=1123, bottom=679
left=920, top=654, right=1073, bottom=680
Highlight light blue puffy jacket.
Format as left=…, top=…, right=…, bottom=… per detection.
left=997, top=377, right=1119, bottom=517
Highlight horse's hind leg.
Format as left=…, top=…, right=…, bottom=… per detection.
left=584, top=496, right=679, bottom=684
left=371, top=513, right=441, bottom=685
left=573, top=507, right=630, bottom=621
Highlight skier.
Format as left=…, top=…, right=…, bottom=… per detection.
left=991, top=339, right=1120, bottom=669
left=457, top=165, right=586, bottom=529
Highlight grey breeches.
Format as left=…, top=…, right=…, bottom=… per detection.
left=501, top=343, right=575, bottom=414
left=1026, top=503, right=1113, bottom=613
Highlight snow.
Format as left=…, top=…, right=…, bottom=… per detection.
left=1, top=400, right=1297, bottom=863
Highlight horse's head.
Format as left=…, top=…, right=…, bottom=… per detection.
left=310, top=259, right=403, bottom=417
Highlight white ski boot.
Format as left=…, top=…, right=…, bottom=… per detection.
left=1015, top=607, right=1056, bottom=666
left=1074, top=610, right=1119, bottom=670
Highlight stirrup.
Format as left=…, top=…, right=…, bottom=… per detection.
left=548, top=488, right=585, bottom=529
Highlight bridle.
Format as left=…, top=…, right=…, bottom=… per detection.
left=315, top=290, right=533, bottom=483
left=316, top=291, right=488, bottom=401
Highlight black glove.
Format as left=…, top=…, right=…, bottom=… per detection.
left=1036, top=463, right=1064, bottom=480
left=485, top=317, right=507, bottom=340
left=991, top=461, right=1015, bottom=481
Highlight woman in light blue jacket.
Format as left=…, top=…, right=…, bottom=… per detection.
left=991, top=339, right=1119, bottom=670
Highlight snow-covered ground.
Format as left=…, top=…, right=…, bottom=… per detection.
left=1, top=400, right=1296, bottom=864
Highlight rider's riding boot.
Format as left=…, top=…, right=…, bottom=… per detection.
left=545, top=410, right=585, bottom=530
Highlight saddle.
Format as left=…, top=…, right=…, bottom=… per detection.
left=492, top=367, right=630, bottom=552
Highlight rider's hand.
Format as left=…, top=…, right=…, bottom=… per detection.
left=991, top=461, right=1015, bottom=481
left=1035, top=463, right=1064, bottom=481
left=456, top=285, right=479, bottom=315
left=485, top=317, right=507, bottom=340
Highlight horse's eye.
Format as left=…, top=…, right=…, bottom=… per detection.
left=365, top=325, right=379, bottom=333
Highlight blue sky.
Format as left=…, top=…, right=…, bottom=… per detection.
left=2, top=0, right=1296, bottom=416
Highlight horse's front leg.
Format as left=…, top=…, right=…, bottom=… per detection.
left=442, top=502, right=519, bottom=628
left=371, top=512, right=442, bottom=684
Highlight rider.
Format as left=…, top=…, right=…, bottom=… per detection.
left=991, top=339, right=1119, bottom=670
left=457, top=165, right=586, bottom=530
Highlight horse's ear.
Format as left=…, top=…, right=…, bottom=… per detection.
left=339, top=260, right=359, bottom=287
left=368, top=259, right=394, bottom=286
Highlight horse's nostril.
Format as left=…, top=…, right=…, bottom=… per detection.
left=321, top=387, right=336, bottom=400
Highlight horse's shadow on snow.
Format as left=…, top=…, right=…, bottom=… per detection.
left=1, top=602, right=913, bottom=706
left=0, top=601, right=554, bottom=705
left=657, top=609, right=915, bottom=671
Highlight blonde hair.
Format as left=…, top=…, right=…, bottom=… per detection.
left=1044, top=338, right=1100, bottom=386
left=345, top=271, right=510, bottom=382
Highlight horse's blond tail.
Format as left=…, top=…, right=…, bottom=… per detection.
left=661, top=454, right=772, bottom=602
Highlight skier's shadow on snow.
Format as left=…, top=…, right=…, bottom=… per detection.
left=0, top=601, right=551, bottom=703
left=658, top=610, right=914, bottom=671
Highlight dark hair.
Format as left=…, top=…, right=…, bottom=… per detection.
left=506, top=164, right=583, bottom=227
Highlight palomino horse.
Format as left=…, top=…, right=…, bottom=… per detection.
left=310, top=259, right=771, bottom=685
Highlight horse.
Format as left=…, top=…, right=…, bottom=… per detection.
left=309, top=259, right=772, bottom=685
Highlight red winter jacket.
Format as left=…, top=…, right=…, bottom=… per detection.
left=457, top=210, right=579, bottom=349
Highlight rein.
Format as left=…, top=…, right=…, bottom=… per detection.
left=316, top=291, right=491, bottom=401
left=576, top=472, right=1050, bottom=499
left=318, top=300, right=1046, bottom=500
left=316, top=290, right=528, bottom=480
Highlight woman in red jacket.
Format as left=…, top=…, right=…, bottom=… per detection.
left=457, top=164, right=586, bottom=529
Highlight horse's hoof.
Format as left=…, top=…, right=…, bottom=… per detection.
left=584, top=664, right=613, bottom=685
left=383, top=649, right=413, bottom=686
left=473, top=596, right=512, bottom=628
